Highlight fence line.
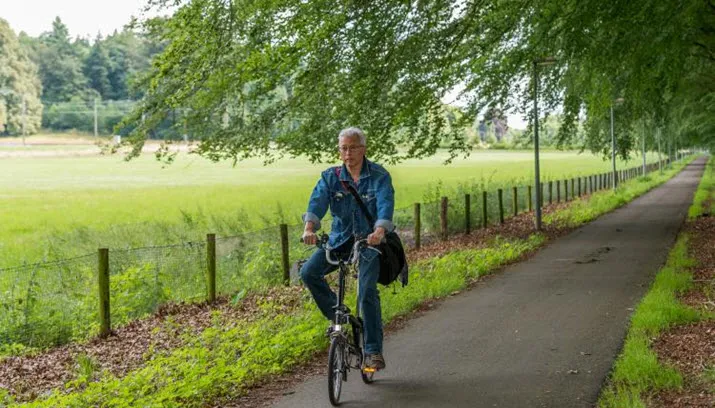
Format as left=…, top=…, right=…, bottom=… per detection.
left=0, top=156, right=683, bottom=348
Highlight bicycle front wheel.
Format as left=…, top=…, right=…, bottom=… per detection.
left=328, top=337, right=344, bottom=406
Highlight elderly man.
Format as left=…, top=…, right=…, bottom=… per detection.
left=301, top=127, right=395, bottom=371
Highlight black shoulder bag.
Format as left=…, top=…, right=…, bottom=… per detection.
left=340, top=181, right=408, bottom=287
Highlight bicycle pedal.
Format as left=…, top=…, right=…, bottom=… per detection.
left=363, top=367, right=377, bottom=373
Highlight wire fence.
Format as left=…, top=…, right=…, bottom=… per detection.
left=108, top=242, right=207, bottom=325
left=0, top=254, right=96, bottom=349
left=0, top=157, right=679, bottom=351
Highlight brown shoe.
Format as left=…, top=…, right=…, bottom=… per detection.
left=364, top=353, right=386, bottom=371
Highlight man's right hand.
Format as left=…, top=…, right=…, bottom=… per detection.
left=302, top=229, right=317, bottom=246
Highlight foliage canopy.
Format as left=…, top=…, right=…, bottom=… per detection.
left=123, top=0, right=715, bottom=163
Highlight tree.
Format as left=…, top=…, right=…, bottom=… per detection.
left=34, top=17, right=89, bottom=103
left=121, top=1, right=714, bottom=163
left=84, top=35, right=112, bottom=99
left=0, top=18, right=42, bottom=135
left=483, top=108, right=508, bottom=143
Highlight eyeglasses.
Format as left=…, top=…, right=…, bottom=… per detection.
left=338, top=145, right=365, bottom=153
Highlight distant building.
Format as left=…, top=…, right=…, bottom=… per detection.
left=478, top=120, right=488, bottom=142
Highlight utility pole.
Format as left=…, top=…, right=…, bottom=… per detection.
left=94, top=98, right=98, bottom=137
left=21, top=96, right=26, bottom=146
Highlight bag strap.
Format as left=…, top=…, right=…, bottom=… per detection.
left=339, top=180, right=376, bottom=227
left=334, top=166, right=377, bottom=228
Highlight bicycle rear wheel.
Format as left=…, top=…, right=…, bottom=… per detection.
left=328, top=337, right=344, bottom=406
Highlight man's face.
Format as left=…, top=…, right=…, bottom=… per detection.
left=338, top=136, right=366, bottom=167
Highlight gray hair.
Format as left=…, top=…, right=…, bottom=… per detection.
left=338, top=127, right=366, bottom=145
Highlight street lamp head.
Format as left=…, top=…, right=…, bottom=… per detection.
left=534, top=56, right=557, bottom=67
left=613, top=97, right=625, bottom=104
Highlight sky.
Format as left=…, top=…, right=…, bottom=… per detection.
left=0, top=0, right=164, bottom=39
left=0, top=0, right=529, bottom=129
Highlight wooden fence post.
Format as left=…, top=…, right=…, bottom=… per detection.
left=441, top=197, right=448, bottom=240
left=414, top=203, right=421, bottom=249
left=498, top=189, right=504, bottom=224
left=482, top=191, right=488, bottom=228
left=280, top=224, right=290, bottom=286
left=207, top=233, right=216, bottom=302
left=564, top=179, right=569, bottom=201
left=98, top=248, right=111, bottom=337
left=465, top=194, right=471, bottom=235
left=512, top=187, right=518, bottom=216
left=548, top=181, right=553, bottom=204
left=578, top=177, right=582, bottom=197
left=556, top=180, right=561, bottom=202
left=528, top=185, right=533, bottom=212
left=571, top=179, right=575, bottom=199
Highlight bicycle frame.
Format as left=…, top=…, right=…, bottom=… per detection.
left=322, top=237, right=377, bottom=369
left=314, top=234, right=376, bottom=406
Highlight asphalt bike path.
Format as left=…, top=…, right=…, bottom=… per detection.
left=273, top=158, right=707, bottom=408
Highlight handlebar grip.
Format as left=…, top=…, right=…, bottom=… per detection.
left=300, top=233, right=328, bottom=248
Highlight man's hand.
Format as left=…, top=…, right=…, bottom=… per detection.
left=302, top=222, right=317, bottom=245
left=367, top=227, right=386, bottom=246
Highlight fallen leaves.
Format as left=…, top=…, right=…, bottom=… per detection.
left=650, top=206, right=715, bottom=408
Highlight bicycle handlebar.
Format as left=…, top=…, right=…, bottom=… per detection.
left=301, top=233, right=371, bottom=266
left=324, top=238, right=369, bottom=266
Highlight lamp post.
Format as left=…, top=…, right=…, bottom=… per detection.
left=657, top=127, right=663, bottom=174
left=642, top=120, right=646, bottom=177
left=610, top=97, right=624, bottom=190
left=532, top=56, right=556, bottom=231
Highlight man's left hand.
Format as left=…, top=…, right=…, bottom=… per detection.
left=367, top=227, right=386, bottom=246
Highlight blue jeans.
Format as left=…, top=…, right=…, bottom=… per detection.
left=300, top=246, right=383, bottom=355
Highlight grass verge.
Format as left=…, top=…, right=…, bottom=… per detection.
left=598, top=156, right=712, bottom=408
left=545, top=158, right=696, bottom=227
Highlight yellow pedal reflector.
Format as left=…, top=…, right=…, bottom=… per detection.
left=363, top=367, right=376, bottom=373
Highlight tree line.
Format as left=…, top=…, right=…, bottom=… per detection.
left=0, top=16, right=163, bottom=136
left=4, top=1, right=712, bottom=160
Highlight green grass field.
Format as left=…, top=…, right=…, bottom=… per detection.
left=1, top=149, right=660, bottom=267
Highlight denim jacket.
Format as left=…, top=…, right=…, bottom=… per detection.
left=302, top=158, right=395, bottom=248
